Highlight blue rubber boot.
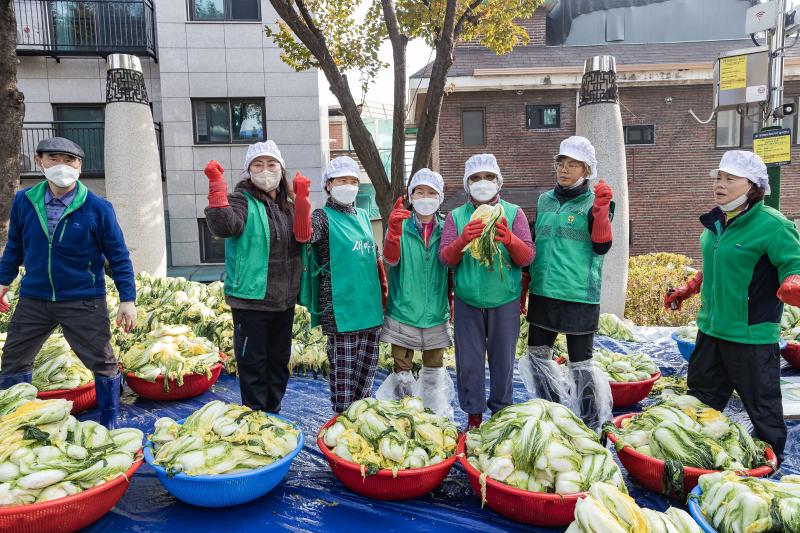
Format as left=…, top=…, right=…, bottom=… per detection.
left=95, top=372, right=121, bottom=429
left=0, top=371, right=32, bottom=390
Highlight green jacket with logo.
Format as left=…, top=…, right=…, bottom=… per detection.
left=697, top=201, right=800, bottom=345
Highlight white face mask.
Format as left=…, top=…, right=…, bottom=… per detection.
left=469, top=180, right=498, bottom=202
left=718, top=193, right=749, bottom=212
left=43, top=164, right=80, bottom=188
left=330, top=184, right=359, bottom=205
left=250, top=168, right=282, bottom=193
left=412, top=197, right=439, bottom=217
left=564, top=177, right=587, bottom=190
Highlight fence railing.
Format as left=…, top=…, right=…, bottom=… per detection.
left=15, top=0, right=157, bottom=60
left=21, top=121, right=165, bottom=179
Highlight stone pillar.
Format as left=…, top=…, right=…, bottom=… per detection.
left=104, top=54, right=167, bottom=277
left=576, top=56, right=629, bottom=317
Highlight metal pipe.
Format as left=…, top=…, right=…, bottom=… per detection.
left=768, top=0, right=786, bottom=126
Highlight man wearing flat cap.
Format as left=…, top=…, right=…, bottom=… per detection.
left=0, top=137, right=136, bottom=429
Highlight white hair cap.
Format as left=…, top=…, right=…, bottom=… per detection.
left=243, top=141, right=285, bottom=172
left=556, top=136, right=597, bottom=180
left=463, top=154, right=503, bottom=191
left=709, top=150, right=770, bottom=194
left=408, top=168, right=444, bottom=203
left=322, top=156, right=360, bottom=188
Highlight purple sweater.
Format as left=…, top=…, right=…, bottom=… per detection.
left=438, top=196, right=535, bottom=267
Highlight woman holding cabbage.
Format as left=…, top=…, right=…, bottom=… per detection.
left=204, top=141, right=305, bottom=414
left=439, top=154, right=534, bottom=430
left=664, top=150, right=800, bottom=463
left=518, top=136, right=614, bottom=433
left=376, top=168, right=454, bottom=419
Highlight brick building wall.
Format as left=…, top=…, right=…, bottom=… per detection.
left=435, top=82, right=800, bottom=262
left=329, top=120, right=345, bottom=150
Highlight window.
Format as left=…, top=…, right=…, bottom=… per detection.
left=198, top=219, right=226, bottom=263
left=190, top=0, right=260, bottom=21
left=526, top=104, right=561, bottom=129
left=623, top=125, right=655, bottom=145
left=462, top=109, right=485, bottom=146
left=53, top=105, right=105, bottom=175
left=716, top=99, right=798, bottom=147
left=193, top=99, right=265, bottom=144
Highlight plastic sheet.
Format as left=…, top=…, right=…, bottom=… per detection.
left=518, top=346, right=571, bottom=405
left=81, top=328, right=799, bottom=532
left=413, top=366, right=456, bottom=420
left=566, top=360, right=613, bottom=433
left=374, top=370, right=415, bottom=401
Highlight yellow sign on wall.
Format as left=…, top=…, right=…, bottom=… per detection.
left=720, top=56, right=747, bottom=91
left=753, top=128, right=792, bottom=166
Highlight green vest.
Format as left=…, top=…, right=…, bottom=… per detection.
left=530, top=189, right=605, bottom=304
left=224, top=192, right=270, bottom=299
left=451, top=199, right=521, bottom=309
left=697, top=202, right=800, bottom=344
left=386, top=216, right=449, bottom=328
left=299, top=206, right=383, bottom=333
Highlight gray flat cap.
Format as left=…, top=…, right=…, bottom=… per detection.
left=36, top=137, right=84, bottom=159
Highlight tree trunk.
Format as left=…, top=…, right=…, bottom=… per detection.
left=268, top=0, right=394, bottom=223
left=0, top=0, right=24, bottom=255
left=381, top=0, right=408, bottom=206
left=411, top=1, right=458, bottom=175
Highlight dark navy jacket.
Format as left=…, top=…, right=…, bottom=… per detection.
left=0, top=181, right=136, bottom=302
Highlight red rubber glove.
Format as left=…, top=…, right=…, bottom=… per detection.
left=520, top=272, right=530, bottom=316
left=664, top=271, right=703, bottom=311
left=440, top=219, right=485, bottom=265
left=292, top=172, right=312, bottom=242
left=377, top=258, right=388, bottom=312
left=591, top=179, right=613, bottom=243
left=778, top=274, right=800, bottom=307
left=383, top=198, right=411, bottom=264
left=495, top=218, right=533, bottom=266
left=204, top=160, right=229, bottom=208
left=0, top=286, right=9, bottom=313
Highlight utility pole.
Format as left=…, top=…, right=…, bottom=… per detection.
left=763, top=0, right=786, bottom=209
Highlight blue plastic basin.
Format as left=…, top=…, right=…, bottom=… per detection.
left=687, top=484, right=716, bottom=532
left=672, top=332, right=786, bottom=362
left=144, top=415, right=304, bottom=508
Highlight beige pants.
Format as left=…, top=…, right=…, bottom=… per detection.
left=391, top=344, right=444, bottom=373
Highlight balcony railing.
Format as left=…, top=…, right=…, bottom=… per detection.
left=15, top=0, right=157, bottom=60
left=21, top=121, right=166, bottom=179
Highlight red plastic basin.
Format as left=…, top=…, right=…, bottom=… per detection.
left=0, top=455, right=142, bottom=533
left=124, top=354, right=225, bottom=401
left=609, top=372, right=661, bottom=408
left=37, top=381, right=96, bottom=414
left=458, top=434, right=584, bottom=527
left=606, top=413, right=776, bottom=499
left=317, top=415, right=458, bottom=501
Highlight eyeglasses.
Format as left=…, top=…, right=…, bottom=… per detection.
left=553, top=161, right=585, bottom=171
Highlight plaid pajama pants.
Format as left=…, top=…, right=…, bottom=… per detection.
left=326, top=330, right=380, bottom=413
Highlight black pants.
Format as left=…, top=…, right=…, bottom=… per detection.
left=528, top=326, right=594, bottom=363
left=688, top=331, right=786, bottom=459
left=0, top=296, right=116, bottom=376
left=232, top=306, right=294, bottom=414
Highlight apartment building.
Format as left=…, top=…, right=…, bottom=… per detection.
left=14, top=0, right=328, bottom=277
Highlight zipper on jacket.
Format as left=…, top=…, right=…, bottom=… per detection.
left=87, top=260, right=95, bottom=286
left=58, top=217, right=69, bottom=243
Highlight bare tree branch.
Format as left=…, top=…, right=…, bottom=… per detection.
left=454, top=0, right=484, bottom=38
left=381, top=0, right=409, bottom=198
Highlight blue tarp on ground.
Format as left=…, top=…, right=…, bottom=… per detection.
left=82, top=330, right=799, bottom=532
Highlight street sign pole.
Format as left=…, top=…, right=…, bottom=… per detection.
left=764, top=0, right=787, bottom=210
